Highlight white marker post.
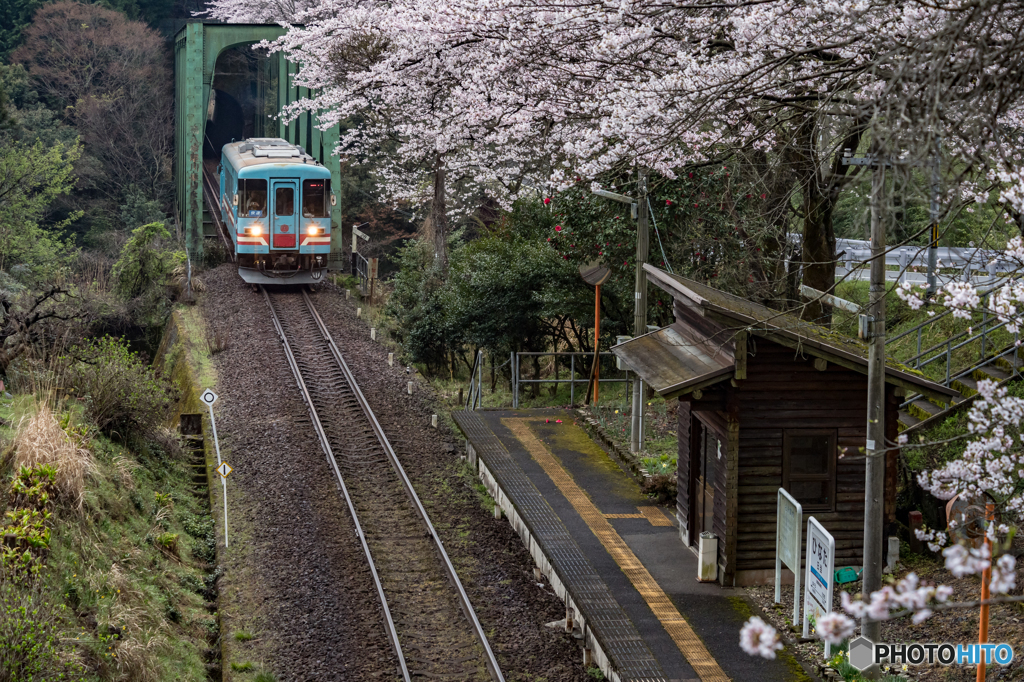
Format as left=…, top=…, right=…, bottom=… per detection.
left=200, top=389, right=230, bottom=548
left=776, top=488, right=803, bottom=627
left=803, top=517, right=836, bottom=658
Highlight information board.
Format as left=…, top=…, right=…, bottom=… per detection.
left=803, top=516, right=836, bottom=658
left=775, top=488, right=803, bottom=626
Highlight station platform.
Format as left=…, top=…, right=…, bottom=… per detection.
left=453, top=408, right=800, bottom=682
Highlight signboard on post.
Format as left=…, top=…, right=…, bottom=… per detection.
left=775, top=488, right=802, bottom=626
left=803, top=517, right=836, bottom=658
left=200, top=388, right=230, bottom=549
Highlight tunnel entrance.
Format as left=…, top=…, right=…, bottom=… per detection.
left=204, top=45, right=276, bottom=160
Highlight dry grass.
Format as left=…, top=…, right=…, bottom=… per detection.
left=171, top=263, right=205, bottom=294
left=112, top=629, right=165, bottom=682
left=13, top=404, right=93, bottom=511
left=112, top=456, right=136, bottom=491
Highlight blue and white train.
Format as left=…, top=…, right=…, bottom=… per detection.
left=219, top=138, right=334, bottom=285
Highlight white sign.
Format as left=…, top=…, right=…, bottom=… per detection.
left=352, top=226, right=370, bottom=241
left=775, top=488, right=803, bottom=626
left=803, top=517, right=836, bottom=658
left=200, top=387, right=228, bottom=548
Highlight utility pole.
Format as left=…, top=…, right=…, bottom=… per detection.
left=845, top=149, right=886, bottom=654
left=927, top=139, right=941, bottom=298
left=631, top=171, right=650, bottom=454
left=590, top=173, right=649, bottom=453
left=863, top=160, right=886, bottom=647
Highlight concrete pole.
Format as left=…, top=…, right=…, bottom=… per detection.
left=862, top=161, right=887, bottom=649
left=630, top=172, right=650, bottom=454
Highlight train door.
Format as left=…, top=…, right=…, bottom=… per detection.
left=270, top=180, right=297, bottom=250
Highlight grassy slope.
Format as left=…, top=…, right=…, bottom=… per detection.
left=833, top=281, right=1016, bottom=385
left=0, top=402, right=217, bottom=681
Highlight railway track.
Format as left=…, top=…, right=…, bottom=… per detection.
left=262, top=287, right=505, bottom=682
left=201, top=160, right=235, bottom=260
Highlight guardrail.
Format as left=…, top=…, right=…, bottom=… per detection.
left=833, top=238, right=1018, bottom=279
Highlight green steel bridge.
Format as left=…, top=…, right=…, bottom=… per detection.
left=174, top=22, right=343, bottom=262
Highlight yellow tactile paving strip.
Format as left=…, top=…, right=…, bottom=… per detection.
left=638, top=505, right=675, bottom=526
left=603, top=507, right=675, bottom=526
left=504, top=418, right=730, bottom=682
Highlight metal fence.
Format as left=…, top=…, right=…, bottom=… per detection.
left=886, top=286, right=1021, bottom=407
left=461, top=351, right=630, bottom=410
left=512, top=352, right=628, bottom=409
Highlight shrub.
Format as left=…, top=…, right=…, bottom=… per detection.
left=14, top=406, right=92, bottom=510
left=64, top=336, right=174, bottom=438
left=0, top=574, right=86, bottom=682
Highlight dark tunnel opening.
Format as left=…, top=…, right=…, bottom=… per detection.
left=204, top=45, right=272, bottom=160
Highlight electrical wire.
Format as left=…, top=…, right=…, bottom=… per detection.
left=648, top=197, right=673, bottom=274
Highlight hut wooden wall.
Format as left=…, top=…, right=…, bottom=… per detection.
left=677, top=399, right=691, bottom=546
left=734, top=337, right=897, bottom=575
left=676, top=394, right=731, bottom=577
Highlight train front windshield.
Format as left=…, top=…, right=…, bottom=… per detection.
left=239, top=179, right=268, bottom=217
left=302, top=179, right=330, bottom=218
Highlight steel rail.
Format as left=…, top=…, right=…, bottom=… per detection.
left=300, top=289, right=506, bottom=682
left=261, top=287, right=411, bottom=682
left=201, top=164, right=236, bottom=261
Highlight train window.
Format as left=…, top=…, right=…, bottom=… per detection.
left=302, top=179, right=330, bottom=218
left=275, top=187, right=294, bottom=216
left=238, top=179, right=267, bottom=217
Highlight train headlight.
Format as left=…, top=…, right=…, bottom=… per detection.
left=246, top=225, right=262, bottom=236
left=308, top=225, right=320, bottom=235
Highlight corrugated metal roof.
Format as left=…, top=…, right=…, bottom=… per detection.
left=611, top=325, right=734, bottom=397
left=643, top=265, right=958, bottom=399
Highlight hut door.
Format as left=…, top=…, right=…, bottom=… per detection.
left=692, top=418, right=718, bottom=536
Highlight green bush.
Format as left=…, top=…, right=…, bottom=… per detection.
left=63, top=336, right=174, bottom=438
left=0, top=576, right=86, bottom=682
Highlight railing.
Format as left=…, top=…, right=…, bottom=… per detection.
left=512, top=351, right=628, bottom=408
left=353, top=251, right=370, bottom=294
left=887, top=287, right=1022, bottom=408
left=465, top=350, right=485, bottom=410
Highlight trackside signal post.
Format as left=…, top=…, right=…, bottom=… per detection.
left=200, top=389, right=230, bottom=548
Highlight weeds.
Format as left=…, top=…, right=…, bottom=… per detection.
left=231, top=661, right=254, bottom=671
left=62, top=336, right=175, bottom=438
left=13, top=404, right=92, bottom=510
left=205, top=326, right=230, bottom=355
left=0, top=573, right=87, bottom=682
left=234, top=630, right=254, bottom=642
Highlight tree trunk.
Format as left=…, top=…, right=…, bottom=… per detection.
left=801, top=184, right=836, bottom=324
left=797, top=118, right=867, bottom=325
left=432, top=155, right=448, bottom=271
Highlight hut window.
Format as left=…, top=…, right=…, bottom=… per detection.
left=782, top=430, right=836, bottom=512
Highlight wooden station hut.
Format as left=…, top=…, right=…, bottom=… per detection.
left=612, top=266, right=957, bottom=586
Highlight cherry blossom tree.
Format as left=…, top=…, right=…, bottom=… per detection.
left=202, top=0, right=1024, bottom=659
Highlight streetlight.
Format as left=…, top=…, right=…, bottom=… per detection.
left=591, top=175, right=649, bottom=453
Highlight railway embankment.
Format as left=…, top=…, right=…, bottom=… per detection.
left=183, top=262, right=590, bottom=681
left=0, top=323, right=222, bottom=680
